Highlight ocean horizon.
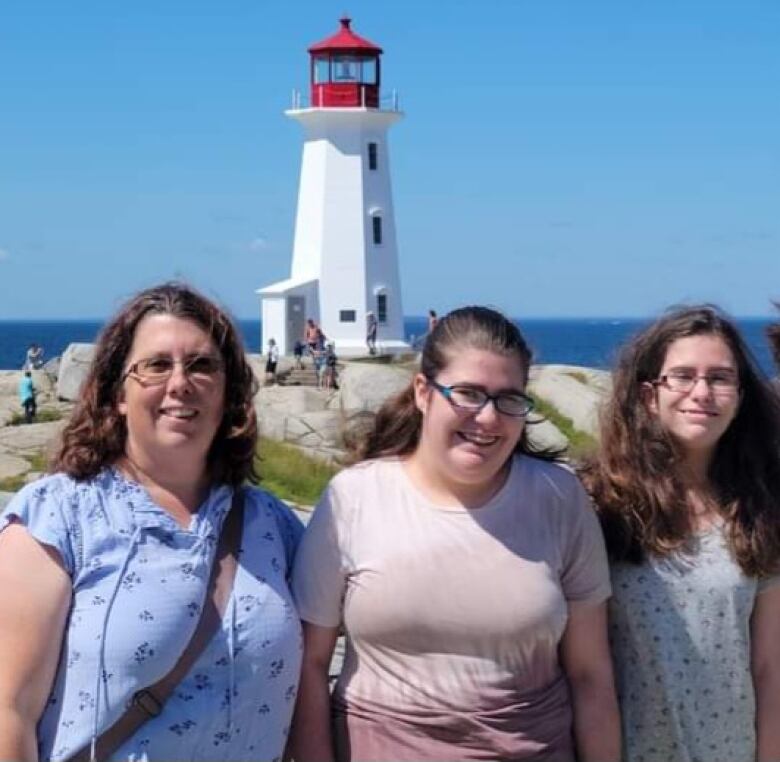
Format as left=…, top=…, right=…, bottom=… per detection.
left=0, top=317, right=776, bottom=376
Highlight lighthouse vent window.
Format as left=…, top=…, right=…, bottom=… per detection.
left=372, top=216, right=383, bottom=245
left=368, top=142, right=378, bottom=170
left=339, top=310, right=357, bottom=323
left=377, top=294, right=387, bottom=323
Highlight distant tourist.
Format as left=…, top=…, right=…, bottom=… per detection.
left=581, top=305, right=780, bottom=762
left=313, top=345, right=327, bottom=389
left=290, top=306, right=620, bottom=762
left=18, top=370, right=36, bottom=424
left=427, top=308, right=438, bottom=334
left=294, top=339, right=305, bottom=369
left=0, top=283, right=303, bottom=761
left=324, top=341, right=338, bottom=390
left=366, top=310, right=377, bottom=355
left=24, top=342, right=44, bottom=371
left=265, top=337, right=280, bottom=385
left=304, top=318, right=320, bottom=356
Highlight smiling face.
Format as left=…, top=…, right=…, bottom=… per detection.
left=644, top=333, right=740, bottom=467
left=117, top=313, right=226, bottom=472
left=413, top=347, right=528, bottom=503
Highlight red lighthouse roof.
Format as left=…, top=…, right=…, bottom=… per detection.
left=308, top=16, right=383, bottom=55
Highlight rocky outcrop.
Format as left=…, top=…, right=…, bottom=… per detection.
left=339, top=363, right=414, bottom=413
left=0, top=355, right=608, bottom=490
left=56, top=343, right=95, bottom=401
left=527, top=364, right=611, bottom=438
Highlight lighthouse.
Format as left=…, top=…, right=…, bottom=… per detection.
left=258, top=16, right=410, bottom=357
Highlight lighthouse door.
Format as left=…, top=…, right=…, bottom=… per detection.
left=286, top=296, right=305, bottom=354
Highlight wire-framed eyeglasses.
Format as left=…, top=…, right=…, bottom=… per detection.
left=427, top=378, right=534, bottom=417
left=652, top=370, right=739, bottom=396
left=123, top=355, right=224, bottom=385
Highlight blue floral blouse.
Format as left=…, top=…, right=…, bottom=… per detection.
left=0, top=469, right=303, bottom=762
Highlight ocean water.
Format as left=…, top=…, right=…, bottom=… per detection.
left=0, top=317, right=776, bottom=376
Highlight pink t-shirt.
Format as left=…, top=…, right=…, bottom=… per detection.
left=292, top=455, right=610, bottom=761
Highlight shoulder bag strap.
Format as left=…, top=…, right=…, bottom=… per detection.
left=69, top=488, right=245, bottom=762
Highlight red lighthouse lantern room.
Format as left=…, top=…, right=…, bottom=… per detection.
left=308, top=16, right=382, bottom=108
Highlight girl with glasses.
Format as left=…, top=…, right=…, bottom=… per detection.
left=290, top=306, right=620, bottom=761
left=582, top=305, right=780, bottom=762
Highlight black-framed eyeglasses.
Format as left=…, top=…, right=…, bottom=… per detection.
left=652, top=370, right=739, bottom=397
left=427, top=378, right=534, bottom=417
left=123, top=355, right=224, bottom=385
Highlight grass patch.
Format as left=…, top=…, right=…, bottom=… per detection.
left=530, top=395, right=598, bottom=463
left=0, top=474, right=26, bottom=492
left=255, top=437, right=339, bottom=506
left=7, top=408, right=64, bottom=426
left=564, top=371, right=589, bottom=385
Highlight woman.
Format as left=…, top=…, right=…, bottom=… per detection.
left=582, top=305, right=780, bottom=762
left=0, top=283, right=303, bottom=761
left=291, top=306, right=620, bottom=761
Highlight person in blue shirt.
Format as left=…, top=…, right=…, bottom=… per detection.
left=18, top=370, right=36, bottom=424
left=0, top=283, right=303, bottom=762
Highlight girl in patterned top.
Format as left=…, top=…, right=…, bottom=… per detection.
left=582, top=305, right=780, bottom=762
left=0, top=283, right=303, bottom=762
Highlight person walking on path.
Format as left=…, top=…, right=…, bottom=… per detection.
left=582, top=305, right=780, bottom=762
left=366, top=311, right=377, bottom=355
left=291, top=306, right=620, bottom=762
left=18, top=370, right=36, bottom=424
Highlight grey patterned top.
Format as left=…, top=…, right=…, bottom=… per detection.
left=609, top=524, right=779, bottom=762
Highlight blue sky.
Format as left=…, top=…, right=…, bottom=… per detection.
left=1, top=1, right=778, bottom=319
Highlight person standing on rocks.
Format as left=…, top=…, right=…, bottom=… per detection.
left=24, top=343, right=44, bottom=371
left=18, top=370, right=36, bottom=424
left=290, top=306, right=620, bottom=762
left=582, top=305, right=780, bottom=762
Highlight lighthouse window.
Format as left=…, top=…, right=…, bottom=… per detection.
left=362, top=58, right=377, bottom=84
left=372, top=216, right=383, bottom=245
left=339, top=310, right=356, bottom=323
left=368, top=142, right=378, bottom=170
left=377, top=294, right=387, bottom=323
left=313, top=56, right=330, bottom=84
left=333, top=56, right=359, bottom=82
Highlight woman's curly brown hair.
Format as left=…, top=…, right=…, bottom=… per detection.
left=51, top=282, right=259, bottom=487
left=581, top=305, right=780, bottom=577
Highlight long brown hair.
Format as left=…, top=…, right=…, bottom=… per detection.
left=348, top=305, right=563, bottom=464
left=51, top=282, right=258, bottom=486
left=581, top=305, right=780, bottom=576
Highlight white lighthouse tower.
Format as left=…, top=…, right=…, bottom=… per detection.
left=258, top=16, right=410, bottom=357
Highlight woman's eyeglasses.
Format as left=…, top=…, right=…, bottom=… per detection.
left=427, top=379, right=534, bottom=417
left=123, top=355, right=223, bottom=385
left=652, top=370, right=739, bottom=396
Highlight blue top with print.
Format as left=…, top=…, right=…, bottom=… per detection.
left=0, top=469, right=304, bottom=762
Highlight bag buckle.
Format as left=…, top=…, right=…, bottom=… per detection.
left=132, top=689, right=163, bottom=718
